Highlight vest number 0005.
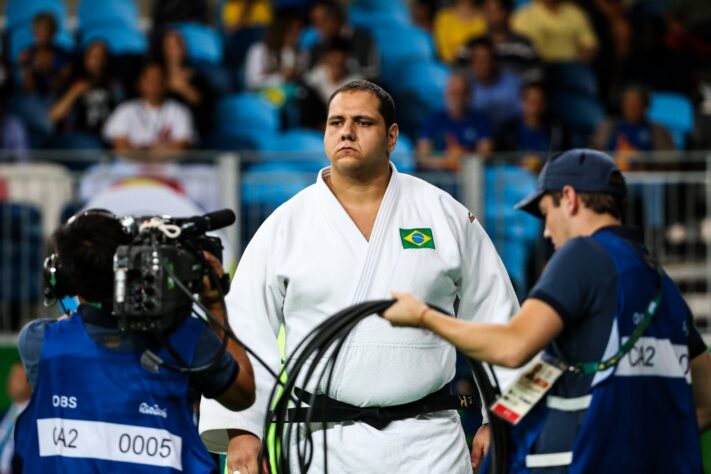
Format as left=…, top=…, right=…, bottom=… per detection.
left=118, top=433, right=173, bottom=458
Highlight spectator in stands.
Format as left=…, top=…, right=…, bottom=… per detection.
left=0, top=363, right=31, bottom=474
left=433, top=0, right=487, bottom=64
left=458, top=0, right=542, bottom=82
left=49, top=41, right=123, bottom=142
left=222, top=0, right=273, bottom=33
left=103, top=62, right=195, bottom=162
left=411, top=0, right=438, bottom=32
left=621, top=14, right=696, bottom=100
left=467, top=37, right=522, bottom=133
left=417, top=72, right=493, bottom=171
left=157, top=30, right=213, bottom=137
left=152, top=0, right=208, bottom=26
left=0, top=86, right=28, bottom=162
left=580, top=0, right=631, bottom=108
left=18, top=12, right=71, bottom=97
left=299, top=39, right=363, bottom=130
left=244, top=8, right=304, bottom=95
left=511, top=0, right=598, bottom=63
left=496, top=82, right=568, bottom=171
left=592, top=84, right=675, bottom=167
left=307, top=0, right=379, bottom=81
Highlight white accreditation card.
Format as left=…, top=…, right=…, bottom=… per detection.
left=489, top=359, right=563, bottom=425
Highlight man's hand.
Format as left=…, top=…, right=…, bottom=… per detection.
left=471, top=424, right=490, bottom=470
left=199, top=251, right=225, bottom=308
left=227, top=430, right=267, bottom=474
left=382, top=291, right=428, bottom=327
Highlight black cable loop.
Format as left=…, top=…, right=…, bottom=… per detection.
left=264, top=299, right=510, bottom=474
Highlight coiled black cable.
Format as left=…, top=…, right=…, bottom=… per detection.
left=263, top=299, right=510, bottom=474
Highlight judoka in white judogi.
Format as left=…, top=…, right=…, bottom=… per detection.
left=200, top=164, right=519, bottom=473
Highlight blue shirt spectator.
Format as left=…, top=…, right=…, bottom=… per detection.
left=417, top=73, right=493, bottom=171
left=467, top=37, right=522, bottom=132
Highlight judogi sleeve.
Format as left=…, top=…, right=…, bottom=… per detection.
left=199, top=216, right=285, bottom=452
left=453, top=203, right=521, bottom=397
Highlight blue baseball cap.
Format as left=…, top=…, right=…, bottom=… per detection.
left=515, top=149, right=626, bottom=218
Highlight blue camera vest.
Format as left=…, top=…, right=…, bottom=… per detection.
left=508, top=229, right=702, bottom=473
left=15, top=311, right=216, bottom=473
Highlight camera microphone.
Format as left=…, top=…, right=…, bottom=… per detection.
left=178, top=209, right=236, bottom=235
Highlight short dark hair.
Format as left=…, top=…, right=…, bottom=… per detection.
left=327, top=80, right=396, bottom=130
left=621, top=83, right=650, bottom=108
left=32, top=12, right=57, bottom=37
left=312, top=0, right=345, bottom=22
left=468, top=36, right=494, bottom=52
left=547, top=184, right=626, bottom=220
left=52, top=212, right=130, bottom=304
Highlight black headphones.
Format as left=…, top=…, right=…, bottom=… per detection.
left=43, top=209, right=119, bottom=306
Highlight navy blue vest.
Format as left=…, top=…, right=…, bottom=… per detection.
left=15, top=311, right=216, bottom=473
left=508, top=229, right=702, bottom=473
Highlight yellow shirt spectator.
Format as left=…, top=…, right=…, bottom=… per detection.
left=434, top=6, right=487, bottom=63
left=511, top=0, right=597, bottom=62
left=223, top=0, right=273, bottom=31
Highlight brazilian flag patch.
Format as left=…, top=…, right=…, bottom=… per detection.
left=400, top=228, right=435, bottom=249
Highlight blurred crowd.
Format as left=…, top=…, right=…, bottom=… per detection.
left=0, top=0, right=707, bottom=170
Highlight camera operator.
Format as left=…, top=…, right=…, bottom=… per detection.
left=14, top=210, right=255, bottom=473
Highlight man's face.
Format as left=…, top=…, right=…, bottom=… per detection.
left=324, top=90, right=397, bottom=176
left=539, top=194, right=571, bottom=250
left=139, top=66, right=166, bottom=103
left=445, top=75, right=470, bottom=116
left=522, top=86, right=546, bottom=119
left=621, top=90, right=646, bottom=123
left=482, top=0, right=507, bottom=31
left=311, top=6, right=340, bottom=38
left=470, top=46, right=494, bottom=81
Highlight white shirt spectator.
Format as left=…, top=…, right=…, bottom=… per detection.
left=103, top=98, right=194, bottom=147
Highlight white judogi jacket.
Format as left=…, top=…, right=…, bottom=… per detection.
left=200, top=165, right=519, bottom=473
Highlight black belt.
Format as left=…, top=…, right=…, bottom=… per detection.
left=273, top=385, right=479, bottom=430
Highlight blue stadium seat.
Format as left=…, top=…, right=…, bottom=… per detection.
left=545, top=62, right=598, bottom=98
left=370, top=26, right=435, bottom=87
left=256, top=129, right=328, bottom=172
left=216, top=93, right=280, bottom=134
left=206, top=129, right=280, bottom=152
left=299, top=26, right=321, bottom=51
left=6, top=0, right=66, bottom=31
left=648, top=92, right=694, bottom=150
left=484, top=164, right=540, bottom=243
left=349, top=7, right=410, bottom=29
left=171, top=23, right=223, bottom=65
left=0, top=202, right=43, bottom=305
left=391, top=134, right=415, bottom=173
left=393, top=60, right=450, bottom=110
left=78, top=0, right=140, bottom=31
left=81, top=27, right=147, bottom=55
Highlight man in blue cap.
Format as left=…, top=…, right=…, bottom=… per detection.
left=382, top=148, right=711, bottom=472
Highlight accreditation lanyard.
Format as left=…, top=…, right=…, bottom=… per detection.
left=491, top=266, right=664, bottom=425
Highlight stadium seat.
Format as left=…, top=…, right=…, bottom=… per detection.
left=391, top=134, right=415, bottom=173
left=545, top=62, right=598, bottom=98
left=349, top=7, right=410, bottom=29
left=78, top=0, right=140, bottom=31
left=253, top=129, right=328, bottom=172
left=370, top=26, right=435, bottom=87
left=393, top=60, right=450, bottom=109
left=299, top=26, right=321, bottom=51
left=205, top=129, right=280, bottom=152
left=6, top=0, right=66, bottom=31
left=0, top=202, right=43, bottom=308
left=171, top=23, right=224, bottom=65
left=81, top=27, right=147, bottom=55
left=648, top=92, right=694, bottom=150
left=216, top=93, right=280, bottom=134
